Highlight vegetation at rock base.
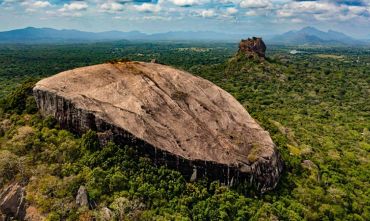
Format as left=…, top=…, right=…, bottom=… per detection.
left=0, top=42, right=369, bottom=220
left=0, top=78, right=37, bottom=114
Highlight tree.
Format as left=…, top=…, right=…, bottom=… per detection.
left=1, top=79, right=38, bottom=114
left=80, top=130, right=100, bottom=152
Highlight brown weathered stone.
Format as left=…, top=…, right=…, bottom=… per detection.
left=239, top=37, right=266, bottom=58
left=33, top=61, right=283, bottom=193
left=0, top=183, right=26, bottom=220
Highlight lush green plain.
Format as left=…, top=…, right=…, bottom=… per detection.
left=0, top=42, right=369, bottom=220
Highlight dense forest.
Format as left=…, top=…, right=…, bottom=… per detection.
left=0, top=42, right=369, bottom=220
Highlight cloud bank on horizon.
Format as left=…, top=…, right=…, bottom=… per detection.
left=1, top=0, right=370, bottom=37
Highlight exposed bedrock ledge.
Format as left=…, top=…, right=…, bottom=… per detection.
left=33, top=61, right=283, bottom=193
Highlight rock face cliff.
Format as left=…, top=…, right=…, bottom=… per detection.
left=239, top=37, right=266, bottom=58
left=33, top=61, right=282, bottom=193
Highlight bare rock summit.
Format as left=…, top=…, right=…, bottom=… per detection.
left=239, top=37, right=266, bottom=58
left=33, top=61, right=282, bottom=192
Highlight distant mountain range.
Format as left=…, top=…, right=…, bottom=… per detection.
left=268, top=26, right=365, bottom=45
left=0, top=27, right=145, bottom=43
left=0, top=26, right=368, bottom=45
left=0, top=27, right=245, bottom=43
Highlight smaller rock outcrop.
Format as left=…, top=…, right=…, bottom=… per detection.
left=239, top=37, right=266, bottom=58
left=0, top=183, right=26, bottom=220
left=99, top=207, right=113, bottom=221
left=76, top=186, right=89, bottom=208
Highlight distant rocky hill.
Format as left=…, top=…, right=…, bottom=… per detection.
left=238, top=37, right=266, bottom=58
left=33, top=61, right=283, bottom=193
left=269, top=26, right=365, bottom=45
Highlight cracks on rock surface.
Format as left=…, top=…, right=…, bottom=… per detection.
left=80, top=94, right=138, bottom=117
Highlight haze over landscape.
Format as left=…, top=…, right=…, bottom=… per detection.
left=0, top=26, right=369, bottom=45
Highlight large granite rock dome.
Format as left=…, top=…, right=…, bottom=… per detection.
left=33, top=61, right=282, bottom=192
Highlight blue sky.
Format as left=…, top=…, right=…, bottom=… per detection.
left=1, top=0, right=370, bottom=38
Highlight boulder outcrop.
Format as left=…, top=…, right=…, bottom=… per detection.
left=76, top=186, right=89, bottom=208
left=239, top=37, right=266, bottom=58
left=33, top=61, right=283, bottom=193
left=0, top=183, right=26, bottom=220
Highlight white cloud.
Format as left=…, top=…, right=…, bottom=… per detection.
left=20, top=0, right=51, bottom=12
left=199, top=9, right=216, bottom=17
left=32, top=1, right=51, bottom=8
left=133, top=3, right=161, bottom=12
left=100, top=2, right=124, bottom=12
left=284, top=1, right=331, bottom=14
left=276, top=9, right=292, bottom=18
left=348, top=5, right=368, bottom=15
left=226, top=7, right=238, bottom=15
left=245, top=10, right=258, bottom=16
left=240, top=0, right=271, bottom=9
left=276, top=1, right=370, bottom=22
left=218, top=0, right=241, bottom=4
left=59, top=2, right=88, bottom=12
left=167, top=0, right=209, bottom=7
left=142, top=15, right=173, bottom=21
